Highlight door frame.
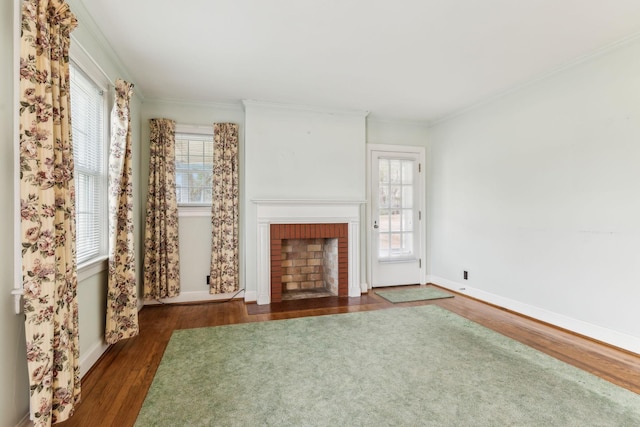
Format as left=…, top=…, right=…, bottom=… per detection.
left=366, top=144, right=426, bottom=289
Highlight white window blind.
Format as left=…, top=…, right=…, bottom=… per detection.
left=70, top=62, right=107, bottom=265
left=175, top=132, right=214, bottom=205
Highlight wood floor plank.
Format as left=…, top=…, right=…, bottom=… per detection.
left=59, top=285, right=640, bottom=426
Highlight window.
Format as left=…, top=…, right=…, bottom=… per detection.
left=70, top=62, right=108, bottom=266
left=175, top=131, right=214, bottom=205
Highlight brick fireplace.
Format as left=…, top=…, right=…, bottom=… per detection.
left=270, top=223, right=348, bottom=303
left=254, top=199, right=363, bottom=305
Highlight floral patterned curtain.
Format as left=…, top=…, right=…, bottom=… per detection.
left=144, top=119, right=180, bottom=299
left=19, top=1, right=80, bottom=425
left=105, top=80, right=139, bottom=344
left=210, top=123, right=239, bottom=294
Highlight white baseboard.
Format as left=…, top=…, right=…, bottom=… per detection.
left=243, top=290, right=257, bottom=302
left=430, top=276, right=640, bottom=355
left=77, top=299, right=146, bottom=378
left=15, top=413, right=31, bottom=427
left=80, top=341, right=110, bottom=378
left=143, top=289, right=246, bottom=305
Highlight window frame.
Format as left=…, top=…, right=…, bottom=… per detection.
left=175, top=124, right=215, bottom=217
left=69, top=46, right=111, bottom=280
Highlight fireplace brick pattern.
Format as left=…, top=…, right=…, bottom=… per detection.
left=270, top=223, right=348, bottom=303
left=281, top=239, right=325, bottom=291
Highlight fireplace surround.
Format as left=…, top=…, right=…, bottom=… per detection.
left=254, top=199, right=364, bottom=305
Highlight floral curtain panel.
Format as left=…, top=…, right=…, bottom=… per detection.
left=210, top=123, right=239, bottom=294
left=19, top=0, right=80, bottom=425
left=105, top=80, right=139, bottom=344
left=144, top=119, right=180, bottom=299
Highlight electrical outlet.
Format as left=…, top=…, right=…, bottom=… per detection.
left=463, top=271, right=468, bottom=280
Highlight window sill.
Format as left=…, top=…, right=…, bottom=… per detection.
left=78, top=256, right=108, bottom=282
left=178, top=205, right=211, bottom=217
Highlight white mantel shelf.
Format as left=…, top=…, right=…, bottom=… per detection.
left=253, top=199, right=365, bottom=305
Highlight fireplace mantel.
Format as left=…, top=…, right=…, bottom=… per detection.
left=254, top=199, right=365, bottom=305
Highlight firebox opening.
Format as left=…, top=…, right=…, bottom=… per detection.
left=281, top=238, right=339, bottom=301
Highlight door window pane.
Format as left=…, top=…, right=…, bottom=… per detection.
left=379, top=186, right=389, bottom=208
left=390, top=186, right=402, bottom=208
left=402, top=161, right=413, bottom=184
left=389, top=160, right=401, bottom=184
left=379, top=159, right=389, bottom=183
left=379, top=209, right=390, bottom=232
left=402, top=209, right=413, bottom=232
left=377, top=158, right=416, bottom=259
left=402, top=186, right=413, bottom=208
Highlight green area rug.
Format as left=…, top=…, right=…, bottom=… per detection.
left=375, top=286, right=454, bottom=303
left=135, top=306, right=640, bottom=426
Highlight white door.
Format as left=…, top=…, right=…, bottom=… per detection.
left=370, top=148, right=424, bottom=287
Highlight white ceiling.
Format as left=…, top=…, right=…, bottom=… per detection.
left=79, top=0, right=640, bottom=122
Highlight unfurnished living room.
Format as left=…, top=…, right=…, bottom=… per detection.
left=3, top=0, right=640, bottom=426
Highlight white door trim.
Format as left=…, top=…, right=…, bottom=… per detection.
left=366, top=144, right=426, bottom=289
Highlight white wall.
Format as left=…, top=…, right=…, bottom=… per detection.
left=366, top=118, right=430, bottom=148
left=244, top=102, right=367, bottom=200
left=244, top=102, right=367, bottom=300
left=428, top=37, right=640, bottom=353
left=140, top=100, right=245, bottom=300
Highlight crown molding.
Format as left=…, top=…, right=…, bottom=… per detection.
left=366, top=115, right=430, bottom=127
left=145, top=97, right=244, bottom=111
left=242, top=99, right=369, bottom=118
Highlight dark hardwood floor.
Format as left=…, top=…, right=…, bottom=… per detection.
left=59, top=284, right=640, bottom=427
